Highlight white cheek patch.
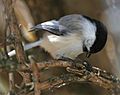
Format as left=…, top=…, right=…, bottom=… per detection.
left=47, top=35, right=60, bottom=42
left=85, top=39, right=95, bottom=51
left=79, top=16, right=97, bottom=52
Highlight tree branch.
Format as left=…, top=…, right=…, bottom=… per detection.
left=4, top=0, right=27, bottom=65
left=29, top=56, right=41, bottom=95
left=13, top=60, right=120, bottom=95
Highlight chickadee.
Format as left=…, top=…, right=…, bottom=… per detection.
left=8, top=14, right=108, bottom=60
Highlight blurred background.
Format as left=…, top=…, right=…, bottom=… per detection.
left=0, top=0, right=120, bottom=95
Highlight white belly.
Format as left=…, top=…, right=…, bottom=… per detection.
left=41, top=33, right=83, bottom=59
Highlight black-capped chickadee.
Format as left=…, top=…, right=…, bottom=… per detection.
left=8, top=14, right=108, bottom=60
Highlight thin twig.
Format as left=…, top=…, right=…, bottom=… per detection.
left=29, top=56, right=41, bottom=95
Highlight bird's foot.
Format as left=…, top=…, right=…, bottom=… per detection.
left=82, top=60, right=93, bottom=72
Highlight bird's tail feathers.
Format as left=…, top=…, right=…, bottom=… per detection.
left=8, top=39, right=43, bottom=57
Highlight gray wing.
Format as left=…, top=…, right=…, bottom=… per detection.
left=29, top=20, right=70, bottom=36
left=59, top=14, right=85, bottom=32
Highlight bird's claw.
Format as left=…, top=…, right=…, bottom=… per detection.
left=82, top=60, right=93, bottom=72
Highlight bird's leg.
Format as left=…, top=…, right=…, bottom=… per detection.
left=80, top=52, right=93, bottom=72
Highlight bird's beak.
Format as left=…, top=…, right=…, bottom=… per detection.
left=86, top=52, right=91, bottom=58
